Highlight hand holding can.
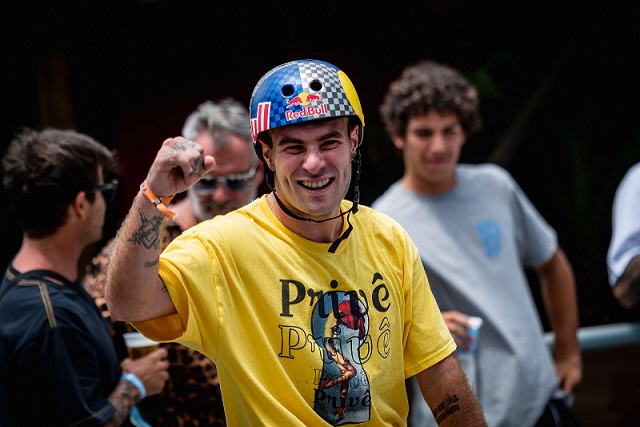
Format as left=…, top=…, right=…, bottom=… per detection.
left=466, top=316, right=483, bottom=354
left=457, top=316, right=483, bottom=355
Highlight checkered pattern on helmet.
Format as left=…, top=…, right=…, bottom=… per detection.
left=297, top=61, right=355, bottom=121
left=249, top=59, right=358, bottom=138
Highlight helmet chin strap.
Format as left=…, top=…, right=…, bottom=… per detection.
left=267, top=150, right=361, bottom=253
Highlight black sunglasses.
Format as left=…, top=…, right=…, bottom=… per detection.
left=87, top=179, right=119, bottom=204
left=193, top=163, right=258, bottom=193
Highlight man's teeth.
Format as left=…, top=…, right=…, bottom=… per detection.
left=302, top=179, right=330, bottom=188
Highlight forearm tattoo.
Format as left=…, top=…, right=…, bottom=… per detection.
left=144, top=257, right=159, bottom=269
left=110, top=379, right=140, bottom=425
left=432, top=394, right=461, bottom=424
left=128, top=208, right=163, bottom=250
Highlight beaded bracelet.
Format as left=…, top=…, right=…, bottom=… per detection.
left=121, top=373, right=146, bottom=400
left=140, top=180, right=177, bottom=219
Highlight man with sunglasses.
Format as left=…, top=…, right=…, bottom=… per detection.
left=0, top=128, right=170, bottom=426
left=83, top=98, right=263, bottom=426
left=172, top=98, right=264, bottom=229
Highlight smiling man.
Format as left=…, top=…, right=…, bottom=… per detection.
left=104, top=59, right=486, bottom=426
left=372, top=59, right=581, bottom=427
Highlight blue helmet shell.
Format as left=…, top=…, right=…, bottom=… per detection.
left=249, top=59, right=364, bottom=145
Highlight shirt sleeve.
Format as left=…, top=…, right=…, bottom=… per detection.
left=506, top=170, right=557, bottom=267
left=134, top=225, right=221, bottom=354
left=18, top=324, right=116, bottom=425
left=607, top=163, right=640, bottom=286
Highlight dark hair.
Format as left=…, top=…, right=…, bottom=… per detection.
left=379, top=59, right=483, bottom=139
left=2, top=128, right=118, bottom=238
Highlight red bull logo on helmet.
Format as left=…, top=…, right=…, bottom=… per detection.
left=286, top=92, right=322, bottom=108
left=285, top=92, right=326, bottom=121
left=285, top=104, right=328, bottom=121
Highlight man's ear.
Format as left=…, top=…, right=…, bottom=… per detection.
left=349, top=123, right=360, bottom=150
left=70, top=191, right=89, bottom=219
left=260, top=141, right=274, bottom=171
left=391, top=135, right=405, bottom=150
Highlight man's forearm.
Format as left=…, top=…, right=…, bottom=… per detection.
left=613, top=255, right=640, bottom=309
left=105, top=192, right=172, bottom=321
left=107, top=378, right=143, bottom=426
left=418, top=356, right=487, bottom=426
left=539, top=249, right=580, bottom=354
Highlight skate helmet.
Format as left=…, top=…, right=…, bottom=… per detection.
left=249, top=59, right=364, bottom=152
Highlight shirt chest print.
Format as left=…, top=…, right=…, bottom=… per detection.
left=476, top=220, right=502, bottom=257
left=277, top=273, right=392, bottom=425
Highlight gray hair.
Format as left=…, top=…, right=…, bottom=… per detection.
left=181, top=98, right=252, bottom=150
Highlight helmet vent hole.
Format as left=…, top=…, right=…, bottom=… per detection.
left=310, top=80, right=322, bottom=92
left=281, top=84, right=295, bottom=97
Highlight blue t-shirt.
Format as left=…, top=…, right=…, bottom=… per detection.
left=0, top=267, right=121, bottom=426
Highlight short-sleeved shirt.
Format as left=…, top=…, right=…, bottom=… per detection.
left=0, top=267, right=120, bottom=426
left=607, top=162, right=640, bottom=286
left=133, top=195, right=455, bottom=426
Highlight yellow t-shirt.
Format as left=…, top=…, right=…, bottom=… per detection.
left=134, top=195, right=454, bottom=426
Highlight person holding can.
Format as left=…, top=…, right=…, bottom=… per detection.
left=372, top=59, right=581, bottom=427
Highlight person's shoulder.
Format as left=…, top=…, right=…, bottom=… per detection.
left=355, top=206, right=421, bottom=259
left=614, top=162, right=640, bottom=201
left=623, top=162, right=640, bottom=182
left=220, top=196, right=266, bottom=224
left=185, top=197, right=266, bottom=239
left=0, top=274, right=90, bottom=351
left=356, top=205, right=413, bottom=237
left=461, top=162, right=512, bottom=179
left=0, top=273, right=67, bottom=323
left=370, top=180, right=404, bottom=211
left=460, top=163, right=517, bottom=190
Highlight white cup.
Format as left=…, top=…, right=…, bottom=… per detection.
left=122, top=332, right=159, bottom=360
